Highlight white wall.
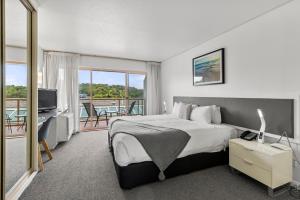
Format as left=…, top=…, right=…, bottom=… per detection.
left=161, top=0, right=300, bottom=181
left=161, top=0, right=300, bottom=136
left=6, top=46, right=45, bottom=87
left=80, top=55, right=146, bottom=72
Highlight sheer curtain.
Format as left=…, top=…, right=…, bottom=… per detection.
left=42, top=52, right=80, bottom=132
left=146, top=62, right=161, bottom=115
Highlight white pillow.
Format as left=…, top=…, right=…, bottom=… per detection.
left=172, top=102, right=181, bottom=116
left=173, top=102, right=192, bottom=119
left=211, top=105, right=222, bottom=124
left=190, top=106, right=212, bottom=124
left=177, top=102, right=192, bottom=120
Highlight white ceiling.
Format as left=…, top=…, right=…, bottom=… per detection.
left=6, top=0, right=27, bottom=47
left=13, top=0, right=293, bottom=61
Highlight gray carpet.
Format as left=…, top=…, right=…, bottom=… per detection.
left=20, top=131, right=294, bottom=200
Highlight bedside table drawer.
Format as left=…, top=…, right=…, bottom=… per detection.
left=230, top=142, right=272, bottom=170
left=230, top=154, right=272, bottom=186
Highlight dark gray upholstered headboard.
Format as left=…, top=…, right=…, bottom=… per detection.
left=174, top=96, right=294, bottom=138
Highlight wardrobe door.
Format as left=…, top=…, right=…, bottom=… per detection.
left=4, top=0, right=31, bottom=193
left=0, top=0, right=4, bottom=198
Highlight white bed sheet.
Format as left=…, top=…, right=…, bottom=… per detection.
left=109, top=114, right=238, bottom=166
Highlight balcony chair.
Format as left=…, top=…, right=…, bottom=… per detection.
left=82, top=102, right=108, bottom=127
left=119, top=101, right=136, bottom=116
left=5, top=114, right=12, bottom=134
left=38, top=116, right=54, bottom=171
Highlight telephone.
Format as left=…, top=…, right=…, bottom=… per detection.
left=240, top=131, right=257, bottom=141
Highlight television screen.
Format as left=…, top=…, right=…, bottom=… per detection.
left=38, top=88, right=57, bottom=112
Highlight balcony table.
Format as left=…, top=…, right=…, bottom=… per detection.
left=106, top=110, right=119, bottom=117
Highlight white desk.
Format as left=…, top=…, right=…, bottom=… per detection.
left=38, top=110, right=74, bottom=149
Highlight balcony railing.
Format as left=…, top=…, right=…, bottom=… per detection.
left=6, top=98, right=27, bottom=123
left=5, top=98, right=27, bottom=137
left=79, top=98, right=145, bottom=120
left=5, top=97, right=145, bottom=134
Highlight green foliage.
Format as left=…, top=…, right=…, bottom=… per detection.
left=128, top=86, right=144, bottom=98
left=79, top=83, right=143, bottom=99
left=6, top=85, right=27, bottom=98
left=6, top=83, right=144, bottom=99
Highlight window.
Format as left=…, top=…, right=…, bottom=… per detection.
left=128, top=73, right=145, bottom=99
left=79, top=69, right=146, bottom=130
left=92, top=71, right=126, bottom=98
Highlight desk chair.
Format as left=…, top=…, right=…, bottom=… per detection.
left=38, top=116, right=54, bottom=171
left=83, top=103, right=108, bottom=127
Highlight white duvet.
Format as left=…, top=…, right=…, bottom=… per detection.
left=109, top=114, right=238, bottom=166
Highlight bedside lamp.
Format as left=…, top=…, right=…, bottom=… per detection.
left=163, top=101, right=167, bottom=114
left=257, top=109, right=266, bottom=143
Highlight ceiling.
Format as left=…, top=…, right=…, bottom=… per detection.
left=12, top=0, right=293, bottom=61
left=6, top=0, right=27, bottom=47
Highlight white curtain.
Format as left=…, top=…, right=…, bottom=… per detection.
left=43, top=52, right=80, bottom=132
left=146, top=62, right=161, bottom=115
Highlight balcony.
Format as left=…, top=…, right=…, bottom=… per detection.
left=5, top=98, right=27, bottom=137
left=4, top=97, right=145, bottom=135
left=79, top=98, right=145, bottom=131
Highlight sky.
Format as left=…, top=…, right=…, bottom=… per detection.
left=6, top=63, right=27, bottom=86
left=79, top=70, right=145, bottom=89
left=5, top=65, right=145, bottom=89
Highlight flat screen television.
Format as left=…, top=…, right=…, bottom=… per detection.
left=38, top=88, right=57, bottom=112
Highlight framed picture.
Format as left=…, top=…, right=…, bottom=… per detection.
left=193, top=48, right=225, bottom=86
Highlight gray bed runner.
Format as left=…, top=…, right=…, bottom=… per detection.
left=110, top=119, right=191, bottom=180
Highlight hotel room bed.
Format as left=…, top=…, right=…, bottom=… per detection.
left=108, top=114, right=238, bottom=189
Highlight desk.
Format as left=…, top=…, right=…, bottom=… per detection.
left=38, top=110, right=61, bottom=149
left=38, top=110, right=58, bottom=122
left=38, top=110, right=58, bottom=128
left=38, top=110, right=74, bottom=149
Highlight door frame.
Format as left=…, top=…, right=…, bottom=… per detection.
left=79, top=67, right=146, bottom=131
left=0, top=0, right=5, bottom=198
left=0, top=0, right=38, bottom=199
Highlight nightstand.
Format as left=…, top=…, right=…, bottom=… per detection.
left=229, top=138, right=293, bottom=196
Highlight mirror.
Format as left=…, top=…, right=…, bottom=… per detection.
left=5, top=0, right=30, bottom=192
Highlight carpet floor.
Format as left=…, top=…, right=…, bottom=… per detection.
left=20, top=131, right=294, bottom=200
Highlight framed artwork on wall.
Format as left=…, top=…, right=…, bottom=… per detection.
left=193, top=48, right=225, bottom=86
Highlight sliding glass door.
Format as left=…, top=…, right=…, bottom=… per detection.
left=79, top=69, right=146, bottom=131
left=128, top=73, right=146, bottom=115
left=79, top=70, right=92, bottom=130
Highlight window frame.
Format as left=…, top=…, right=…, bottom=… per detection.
left=79, top=66, right=146, bottom=101
left=79, top=67, right=146, bottom=130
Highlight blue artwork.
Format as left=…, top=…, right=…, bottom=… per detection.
left=193, top=49, right=224, bottom=86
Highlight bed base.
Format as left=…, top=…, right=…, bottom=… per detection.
left=112, top=148, right=229, bottom=189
